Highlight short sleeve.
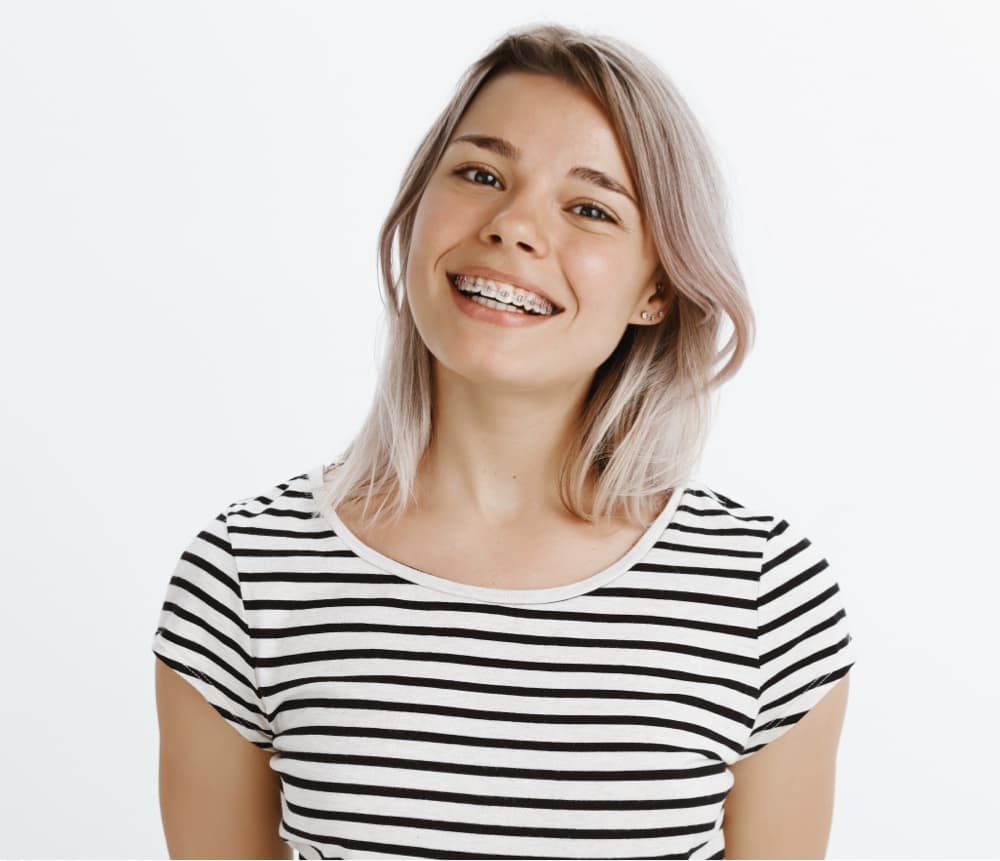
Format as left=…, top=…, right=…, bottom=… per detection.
left=151, top=510, right=275, bottom=751
left=741, top=515, right=857, bottom=759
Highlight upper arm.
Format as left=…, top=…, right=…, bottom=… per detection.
left=155, top=656, right=292, bottom=860
left=723, top=674, right=851, bottom=860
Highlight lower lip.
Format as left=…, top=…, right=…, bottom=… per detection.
left=448, top=276, right=560, bottom=327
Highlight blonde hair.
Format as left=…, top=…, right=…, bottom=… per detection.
left=315, top=22, right=755, bottom=529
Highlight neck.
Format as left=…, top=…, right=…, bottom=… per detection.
left=413, top=361, right=595, bottom=528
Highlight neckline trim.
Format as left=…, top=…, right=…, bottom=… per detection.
left=306, top=464, right=689, bottom=605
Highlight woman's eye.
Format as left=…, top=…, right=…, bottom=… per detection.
left=571, top=202, right=617, bottom=224
left=454, top=165, right=502, bottom=188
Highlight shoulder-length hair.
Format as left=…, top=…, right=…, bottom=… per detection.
left=315, top=22, right=755, bottom=529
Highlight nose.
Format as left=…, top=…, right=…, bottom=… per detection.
left=477, top=195, right=550, bottom=256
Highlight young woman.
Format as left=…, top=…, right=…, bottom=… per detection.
left=154, top=23, right=857, bottom=860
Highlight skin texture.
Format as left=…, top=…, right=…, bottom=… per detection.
left=155, top=656, right=291, bottom=859
left=404, top=70, right=672, bottom=527
left=723, top=675, right=851, bottom=859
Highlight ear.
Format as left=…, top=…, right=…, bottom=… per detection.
left=631, top=277, right=674, bottom=326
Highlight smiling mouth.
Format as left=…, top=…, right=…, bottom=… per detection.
left=447, top=273, right=563, bottom=317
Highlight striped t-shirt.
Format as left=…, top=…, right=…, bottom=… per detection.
left=152, top=464, right=857, bottom=860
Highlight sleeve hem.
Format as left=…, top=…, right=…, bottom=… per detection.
left=740, top=653, right=854, bottom=759
left=153, top=637, right=276, bottom=751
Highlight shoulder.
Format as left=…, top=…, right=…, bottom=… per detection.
left=681, top=478, right=779, bottom=534
left=220, top=467, right=319, bottom=524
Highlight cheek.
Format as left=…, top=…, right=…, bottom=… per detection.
left=406, top=194, right=454, bottom=286
left=412, top=188, right=467, bottom=246
left=404, top=193, right=463, bottom=348
left=563, top=244, right=633, bottom=311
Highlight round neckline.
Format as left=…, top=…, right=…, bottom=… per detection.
left=307, top=464, right=689, bottom=605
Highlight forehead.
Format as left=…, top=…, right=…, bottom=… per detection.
left=454, top=71, right=629, bottom=171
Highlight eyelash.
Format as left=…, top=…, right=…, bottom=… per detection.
left=451, top=164, right=619, bottom=225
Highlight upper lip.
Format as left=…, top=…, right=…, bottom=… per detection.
left=448, top=266, right=563, bottom=311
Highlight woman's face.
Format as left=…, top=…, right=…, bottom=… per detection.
left=406, top=71, right=664, bottom=392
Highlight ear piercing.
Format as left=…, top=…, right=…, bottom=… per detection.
left=640, top=280, right=666, bottom=322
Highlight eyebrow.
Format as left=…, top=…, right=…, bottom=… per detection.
left=448, top=133, right=639, bottom=210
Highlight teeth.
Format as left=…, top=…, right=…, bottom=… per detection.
left=454, top=274, right=555, bottom=316
left=469, top=295, right=527, bottom=314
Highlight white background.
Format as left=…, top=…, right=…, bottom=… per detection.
left=2, top=0, right=997, bottom=857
